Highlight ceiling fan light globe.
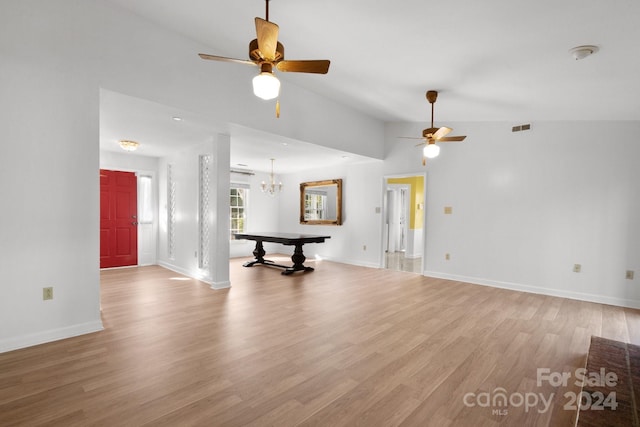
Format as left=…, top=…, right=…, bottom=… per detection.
left=252, top=72, right=280, bottom=100
left=423, top=143, right=440, bottom=159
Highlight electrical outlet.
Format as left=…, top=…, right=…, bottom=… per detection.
left=445, top=253, right=450, bottom=261
left=43, top=287, right=53, bottom=300
left=363, top=245, right=367, bottom=251
left=573, top=264, right=581, bottom=273
left=627, top=270, right=635, bottom=280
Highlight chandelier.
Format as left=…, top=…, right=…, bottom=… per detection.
left=261, top=158, right=282, bottom=196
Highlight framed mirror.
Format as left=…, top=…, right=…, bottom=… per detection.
left=300, top=179, right=342, bottom=225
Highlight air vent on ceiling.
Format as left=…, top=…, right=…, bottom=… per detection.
left=230, top=168, right=255, bottom=176
left=512, top=124, right=531, bottom=132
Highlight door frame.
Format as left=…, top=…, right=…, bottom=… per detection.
left=380, top=173, right=427, bottom=274
left=99, top=167, right=158, bottom=268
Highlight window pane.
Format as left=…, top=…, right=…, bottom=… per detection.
left=230, top=186, right=248, bottom=239
left=139, top=175, right=153, bottom=223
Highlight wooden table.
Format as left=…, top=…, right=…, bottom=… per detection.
left=234, top=232, right=331, bottom=275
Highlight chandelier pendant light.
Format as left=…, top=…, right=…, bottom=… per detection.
left=261, top=158, right=282, bottom=195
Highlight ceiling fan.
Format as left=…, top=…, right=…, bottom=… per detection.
left=401, top=90, right=467, bottom=165
left=198, top=0, right=330, bottom=116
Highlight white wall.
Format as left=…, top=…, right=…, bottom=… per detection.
left=275, top=161, right=385, bottom=268
left=227, top=161, right=386, bottom=270
left=0, top=10, right=102, bottom=351
left=100, top=150, right=159, bottom=173
left=157, top=139, right=217, bottom=284
left=229, top=170, right=281, bottom=258
left=385, top=120, right=640, bottom=307
left=0, top=0, right=382, bottom=352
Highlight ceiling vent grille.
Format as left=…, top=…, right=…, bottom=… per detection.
left=512, top=124, right=531, bottom=132
left=231, top=168, right=255, bottom=176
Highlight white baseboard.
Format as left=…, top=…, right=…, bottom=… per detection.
left=158, top=261, right=231, bottom=290
left=211, top=281, right=231, bottom=290
left=423, top=271, right=640, bottom=310
left=157, top=261, right=194, bottom=278
left=0, top=320, right=104, bottom=354
left=318, top=255, right=380, bottom=270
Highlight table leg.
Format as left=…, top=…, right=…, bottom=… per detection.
left=243, top=240, right=265, bottom=267
left=282, top=243, right=314, bottom=275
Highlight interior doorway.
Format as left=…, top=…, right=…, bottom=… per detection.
left=386, top=184, right=409, bottom=254
left=382, top=175, right=425, bottom=274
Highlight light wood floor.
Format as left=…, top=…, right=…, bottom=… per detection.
left=2, top=257, right=640, bottom=426
left=385, top=252, right=422, bottom=274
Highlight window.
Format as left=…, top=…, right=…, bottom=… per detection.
left=230, top=185, right=248, bottom=239
left=139, top=175, right=153, bottom=224
left=167, top=164, right=176, bottom=259
left=304, top=192, right=327, bottom=220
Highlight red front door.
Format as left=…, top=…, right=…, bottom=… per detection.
left=100, top=169, right=138, bottom=268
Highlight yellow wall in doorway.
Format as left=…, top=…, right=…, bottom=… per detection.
left=387, top=176, right=424, bottom=230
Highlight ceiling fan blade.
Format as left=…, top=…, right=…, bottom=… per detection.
left=276, top=60, right=330, bottom=74
left=255, top=17, right=279, bottom=61
left=432, top=126, right=452, bottom=140
left=398, top=136, right=425, bottom=140
left=199, top=53, right=255, bottom=66
left=439, top=136, right=467, bottom=142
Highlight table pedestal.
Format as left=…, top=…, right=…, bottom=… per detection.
left=243, top=241, right=315, bottom=275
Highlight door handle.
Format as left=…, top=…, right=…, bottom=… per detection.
left=132, top=222, right=138, bottom=226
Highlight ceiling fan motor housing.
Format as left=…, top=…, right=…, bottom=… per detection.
left=249, top=39, right=285, bottom=62
left=422, top=127, right=438, bottom=138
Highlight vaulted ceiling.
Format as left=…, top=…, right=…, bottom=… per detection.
left=100, top=0, right=640, bottom=170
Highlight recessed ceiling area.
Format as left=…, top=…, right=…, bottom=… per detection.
left=99, top=89, right=376, bottom=173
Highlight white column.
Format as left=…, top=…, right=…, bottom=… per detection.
left=209, top=134, right=231, bottom=289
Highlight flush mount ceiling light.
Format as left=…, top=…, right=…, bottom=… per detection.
left=119, top=139, right=139, bottom=152
left=569, top=45, right=599, bottom=60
